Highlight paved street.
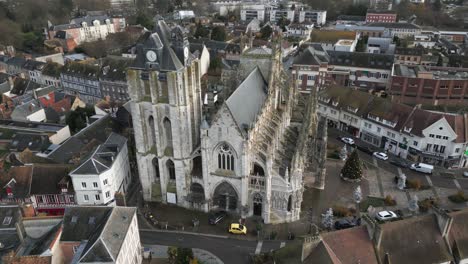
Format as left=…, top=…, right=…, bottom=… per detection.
left=328, top=127, right=468, bottom=192
left=140, top=230, right=284, bottom=264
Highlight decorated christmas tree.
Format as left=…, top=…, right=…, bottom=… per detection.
left=341, top=150, right=363, bottom=181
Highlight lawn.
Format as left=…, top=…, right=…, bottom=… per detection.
left=359, top=196, right=386, bottom=212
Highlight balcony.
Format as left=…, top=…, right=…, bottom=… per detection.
left=249, top=175, right=265, bottom=190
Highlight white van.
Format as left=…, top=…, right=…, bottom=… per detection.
left=410, top=163, right=434, bottom=174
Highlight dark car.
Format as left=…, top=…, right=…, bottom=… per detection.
left=356, top=144, right=375, bottom=155
left=209, top=211, right=227, bottom=225
left=334, top=217, right=361, bottom=230
left=390, top=159, right=410, bottom=168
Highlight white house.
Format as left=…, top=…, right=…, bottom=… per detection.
left=298, top=10, right=327, bottom=25
left=69, top=133, right=131, bottom=206
left=317, top=86, right=468, bottom=168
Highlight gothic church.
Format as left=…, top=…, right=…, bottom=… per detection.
left=128, top=19, right=326, bottom=223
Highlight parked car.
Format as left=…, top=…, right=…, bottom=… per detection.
left=356, top=145, right=374, bottom=155
left=463, top=171, right=468, bottom=178
left=373, top=152, right=389, bottom=160
left=334, top=217, right=361, bottom=230
left=228, top=223, right=247, bottom=235
left=340, top=137, right=355, bottom=145
left=410, top=163, right=434, bottom=174
left=208, top=210, right=227, bottom=225
left=375, top=210, right=398, bottom=221
left=390, top=159, right=410, bottom=168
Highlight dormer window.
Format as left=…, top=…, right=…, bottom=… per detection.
left=347, top=106, right=358, bottom=113
left=6, top=187, right=12, bottom=197
left=332, top=101, right=339, bottom=107
left=404, top=127, right=412, bottom=133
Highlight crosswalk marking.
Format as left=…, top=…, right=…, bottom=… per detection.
left=255, top=241, right=263, bottom=254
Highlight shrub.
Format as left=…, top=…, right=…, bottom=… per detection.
left=384, top=195, right=397, bottom=206
left=406, top=179, right=422, bottom=190
left=418, top=198, right=438, bottom=212
left=448, top=191, right=468, bottom=204
left=332, top=205, right=352, bottom=217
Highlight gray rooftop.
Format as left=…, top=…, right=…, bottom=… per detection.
left=225, top=67, right=268, bottom=134
left=70, top=132, right=127, bottom=175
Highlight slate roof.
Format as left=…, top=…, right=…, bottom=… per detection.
left=225, top=67, right=267, bottom=133
left=30, top=164, right=72, bottom=195
left=328, top=51, right=394, bottom=70
left=6, top=57, right=27, bottom=67
left=376, top=214, right=453, bottom=264
left=70, top=15, right=111, bottom=26
left=70, top=132, right=127, bottom=175
left=99, top=56, right=133, bottom=82
left=60, top=206, right=113, bottom=242
left=63, top=62, right=100, bottom=79
left=23, top=60, right=46, bottom=71
left=293, top=46, right=329, bottom=66
left=0, top=205, right=22, bottom=229
left=10, top=78, right=41, bottom=96
left=131, top=20, right=184, bottom=71
left=395, top=47, right=424, bottom=56
left=47, top=115, right=114, bottom=164
left=62, top=206, right=136, bottom=263
left=10, top=132, right=51, bottom=152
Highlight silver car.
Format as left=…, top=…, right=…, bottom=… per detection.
left=376, top=210, right=398, bottom=221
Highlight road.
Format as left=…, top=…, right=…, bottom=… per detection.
left=328, top=127, right=468, bottom=192
left=140, top=230, right=284, bottom=264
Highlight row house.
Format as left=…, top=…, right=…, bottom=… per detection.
left=292, top=45, right=393, bottom=93
left=69, top=133, right=131, bottom=206
left=61, top=61, right=101, bottom=104
left=318, top=86, right=468, bottom=168
left=99, top=56, right=132, bottom=102
left=389, top=64, right=468, bottom=106
left=365, top=10, right=397, bottom=23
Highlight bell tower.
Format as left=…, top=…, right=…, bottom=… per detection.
left=128, top=19, right=202, bottom=207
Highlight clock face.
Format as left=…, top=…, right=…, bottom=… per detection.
left=184, top=47, right=189, bottom=59
left=146, top=50, right=157, bottom=62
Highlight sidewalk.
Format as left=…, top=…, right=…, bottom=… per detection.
left=142, top=245, right=223, bottom=264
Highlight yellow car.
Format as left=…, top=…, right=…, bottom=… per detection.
left=228, top=223, right=247, bottom=235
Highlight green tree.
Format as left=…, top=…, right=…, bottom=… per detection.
left=194, top=23, right=209, bottom=38
left=211, top=26, right=226, bottom=41
left=344, top=4, right=368, bottom=16
left=167, top=247, right=194, bottom=264
left=65, top=107, right=95, bottom=133
left=136, top=12, right=153, bottom=30
left=355, top=35, right=368, bottom=52
left=260, top=25, right=272, bottom=39
left=277, top=16, right=290, bottom=31
left=341, top=150, right=363, bottom=180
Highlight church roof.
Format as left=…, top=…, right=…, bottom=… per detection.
left=225, top=67, right=267, bottom=132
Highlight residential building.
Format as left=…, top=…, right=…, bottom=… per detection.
left=292, top=45, right=394, bottom=92
left=365, top=10, right=397, bottom=23
left=367, top=22, right=422, bottom=38
left=318, top=86, right=468, bottom=167
left=309, top=30, right=359, bottom=51
left=0, top=119, right=71, bottom=145
left=336, top=24, right=386, bottom=38
left=389, top=64, right=468, bottom=106
left=414, top=34, right=437, bottom=49
left=41, top=62, right=63, bottom=88
left=10, top=99, right=46, bottom=122
left=29, top=164, right=75, bottom=215
left=336, top=15, right=366, bottom=25
left=366, top=37, right=396, bottom=54
left=0, top=166, right=33, bottom=204
left=59, top=206, right=141, bottom=264
left=61, top=61, right=101, bottom=104
left=47, top=15, right=126, bottom=51
left=5, top=57, right=27, bottom=77
left=395, top=47, right=424, bottom=65
left=298, top=10, right=327, bottom=25
left=173, top=10, right=195, bottom=20
left=240, top=4, right=266, bottom=21
left=286, top=24, right=313, bottom=38
left=212, top=0, right=242, bottom=16
left=269, top=9, right=295, bottom=23
left=23, top=60, right=46, bottom=84
left=99, top=56, right=133, bottom=102
left=69, top=133, right=130, bottom=206
left=0, top=205, right=22, bottom=261
left=34, top=52, right=65, bottom=65
left=438, top=30, right=467, bottom=44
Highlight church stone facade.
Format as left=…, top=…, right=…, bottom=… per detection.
left=128, top=19, right=326, bottom=224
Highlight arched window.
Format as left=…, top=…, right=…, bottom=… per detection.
left=148, top=116, right=155, bottom=147
left=217, top=144, right=235, bottom=171
left=253, top=163, right=265, bottom=176
left=166, top=160, right=175, bottom=180
left=152, top=158, right=160, bottom=179
left=287, top=195, right=292, bottom=212
left=163, top=117, right=172, bottom=148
